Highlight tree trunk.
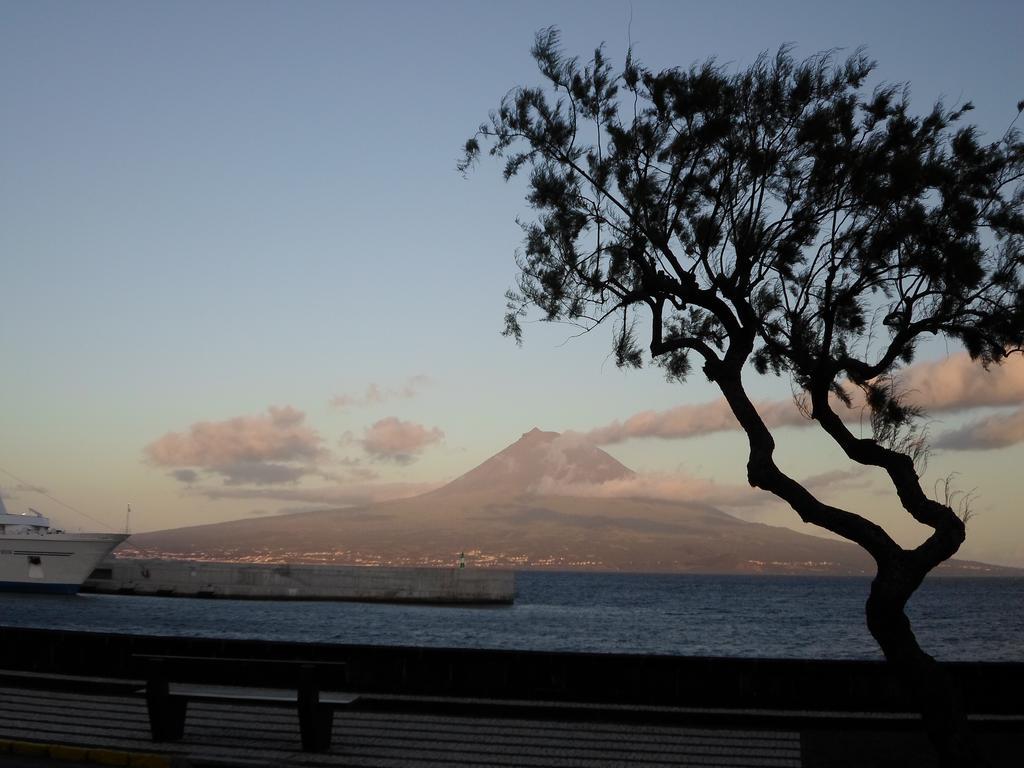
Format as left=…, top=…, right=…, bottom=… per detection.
left=866, top=566, right=989, bottom=767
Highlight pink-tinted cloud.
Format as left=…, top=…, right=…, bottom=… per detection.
left=586, top=398, right=808, bottom=445
left=532, top=465, right=870, bottom=510
left=534, top=471, right=764, bottom=508
left=934, top=407, right=1024, bottom=451
left=147, top=406, right=323, bottom=466
left=145, top=406, right=325, bottom=485
left=897, top=354, right=1024, bottom=412
left=331, top=375, right=431, bottom=409
left=856, top=353, right=1024, bottom=450
left=587, top=353, right=1024, bottom=446
left=799, top=468, right=871, bottom=493
left=359, top=417, right=444, bottom=463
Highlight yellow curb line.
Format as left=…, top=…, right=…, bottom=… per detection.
left=0, top=738, right=172, bottom=767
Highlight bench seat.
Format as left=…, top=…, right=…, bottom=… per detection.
left=139, top=657, right=357, bottom=752
left=161, top=683, right=359, bottom=706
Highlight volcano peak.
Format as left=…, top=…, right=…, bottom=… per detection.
left=432, top=428, right=633, bottom=497
left=519, top=427, right=558, bottom=440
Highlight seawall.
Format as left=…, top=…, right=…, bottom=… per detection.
left=0, top=625, right=1022, bottom=716
left=82, top=558, right=515, bottom=604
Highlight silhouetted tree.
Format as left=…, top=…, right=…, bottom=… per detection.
left=462, top=30, right=1024, bottom=766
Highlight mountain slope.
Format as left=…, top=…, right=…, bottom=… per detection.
left=124, top=429, right=1014, bottom=575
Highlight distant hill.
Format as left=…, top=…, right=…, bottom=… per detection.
left=124, top=428, right=1018, bottom=576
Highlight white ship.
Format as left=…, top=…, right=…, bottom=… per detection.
left=0, top=496, right=128, bottom=594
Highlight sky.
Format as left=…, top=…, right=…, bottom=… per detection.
left=2, top=0, right=1023, bottom=566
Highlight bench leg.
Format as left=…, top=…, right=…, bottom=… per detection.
left=298, top=704, right=333, bottom=752
left=146, top=679, right=187, bottom=741
left=297, top=668, right=332, bottom=752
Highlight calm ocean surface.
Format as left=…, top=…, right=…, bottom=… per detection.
left=1, top=572, right=1022, bottom=661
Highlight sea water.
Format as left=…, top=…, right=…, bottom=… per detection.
left=0, top=572, right=1021, bottom=661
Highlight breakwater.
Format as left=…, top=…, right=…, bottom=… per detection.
left=82, top=558, right=514, bottom=604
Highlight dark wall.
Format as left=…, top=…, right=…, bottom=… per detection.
left=0, top=625, right=1019, bottom=714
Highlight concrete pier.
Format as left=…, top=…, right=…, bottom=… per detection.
left=82, top=558, right=515, bottom=604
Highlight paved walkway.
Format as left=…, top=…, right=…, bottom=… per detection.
left=0, top=685, right=801, bottom=767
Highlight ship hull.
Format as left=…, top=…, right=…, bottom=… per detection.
left=0, top=533, right=128, bottom=594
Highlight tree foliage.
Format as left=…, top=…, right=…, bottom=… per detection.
left=463, top=31, right=1024, bottom=764
left=462, top=30, right=1023, bottom=551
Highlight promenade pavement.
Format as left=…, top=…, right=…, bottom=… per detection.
left=0, top=683, right=1019, bottom=767
left=0, top=683, right=801, bottom=768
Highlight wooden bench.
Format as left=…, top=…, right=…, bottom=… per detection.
left=136, top=655, right=357, bottom=752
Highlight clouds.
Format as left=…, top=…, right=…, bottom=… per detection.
left=145, top=398, right=447, bottom=523
left=147, top=406, right=323, bottom=467
left=145, top=406, right=326, bottom=485
left=531, top=465, right=870, bottom=513
left=331, top=375, right=431, bottom=409
left=900, top=354, right=1024, bottom=451
left=874, top=354, right=1024, bottom=450
left=329, top=376, right=445, bottom=464
left=897, top=354, right=1024, bottom=412
left=358, top=417, right=444, bottom=464
left=143, top=403, right=445, bottom=512
left=586, top=353, right=1024, bottom=451
left=216, top=462, right=309, bottom=486
left=586, top=398, right=807, bottom=445
left=799, top=468, right=871, bottom=494
left=533, top=470, right=764, bottom=508
left=934, top=408, right=1024, bottom=451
